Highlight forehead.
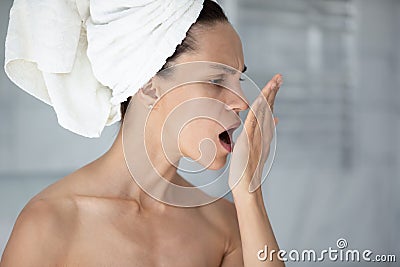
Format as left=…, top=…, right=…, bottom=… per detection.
left=177, top=22, right=245, bottom=72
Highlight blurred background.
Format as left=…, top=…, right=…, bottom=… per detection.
left=0, top=0, right=399, bottom=266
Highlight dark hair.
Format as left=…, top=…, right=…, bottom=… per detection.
left=120, top=0, right=228, bottom=119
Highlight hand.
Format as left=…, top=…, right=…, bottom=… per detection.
left=229, top=74, right=283, bottom=193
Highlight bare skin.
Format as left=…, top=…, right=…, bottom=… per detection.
left=0, top=127, right=242, bottom=267
left=0, top=22, right=284, bottom=267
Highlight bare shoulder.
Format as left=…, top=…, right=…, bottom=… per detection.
left=205, top=197, right=244, bottom=266
left=199, top=197, right=241, bottom=243
left=214, top=197, right=241, bottom=246
left=216, top=197, right=239, bottom=221
left=0, top=196, right=78, bottom=266
left=204, top=196, right=239, bottom=230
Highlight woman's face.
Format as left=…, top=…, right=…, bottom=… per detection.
left=150, top=22, right=248, bottom=170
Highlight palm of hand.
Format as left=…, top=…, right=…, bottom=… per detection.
left=229, top=74, right=283, bottom=193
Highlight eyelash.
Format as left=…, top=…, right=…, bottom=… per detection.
left=210, top=77, right=246, bottom=84
left=210, top=79, right=224, bottom=84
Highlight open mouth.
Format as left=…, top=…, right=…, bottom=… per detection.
left=218, top=124, right=239, bottom=153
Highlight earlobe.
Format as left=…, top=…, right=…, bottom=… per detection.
left=137, top=79, right=160, bottom=109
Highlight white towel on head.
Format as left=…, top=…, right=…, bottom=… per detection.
left=4, top=0, right=205, bottom=138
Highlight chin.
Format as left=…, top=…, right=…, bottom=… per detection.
left=204, top=156, right=228, bottom=170
left=181, top=139, right=231, bottom=170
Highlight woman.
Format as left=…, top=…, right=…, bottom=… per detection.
left=1, top=0, right=284, bottom=266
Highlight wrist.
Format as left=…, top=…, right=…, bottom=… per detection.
left=231, top=185, right=269, bottom=222
left=231, top=184, right=265, bottom=205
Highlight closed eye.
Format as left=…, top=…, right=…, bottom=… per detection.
left=210, top=78, right=224, bottom=84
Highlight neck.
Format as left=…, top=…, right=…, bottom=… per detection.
left=87, top=100, right=183, bottom=213
left=84, top=96, right=212, bottom=210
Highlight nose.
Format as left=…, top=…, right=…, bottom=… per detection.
left=225, top=93, right=249, bottom=113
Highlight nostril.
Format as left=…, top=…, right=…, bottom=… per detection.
left=234, top=99, right=250, bottom=112
left=224, top=98, right=248, bottom=112
left=239, top=100, right=250, bottom=111
left=224, top=105, right=241, bottom=115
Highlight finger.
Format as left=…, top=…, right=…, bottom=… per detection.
left=261, top=74, right=281, bottom=100
left=274, top=117, right=279, bottom=125
left=267, top=74, right=283, bottom=113
left=244, top=98, right=268, bottom=141
left=244, top=97, right=261, bottom=131
left=245, top=74, right=281, bottom=135
left=259, top=74, right=281, bottom=113
left=267, top=83, right=277, bottom=113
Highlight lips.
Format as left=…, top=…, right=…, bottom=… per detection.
left=218, top=122, right=241, bottom=153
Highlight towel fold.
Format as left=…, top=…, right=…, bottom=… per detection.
left=4, top=0, right=204, bottom=137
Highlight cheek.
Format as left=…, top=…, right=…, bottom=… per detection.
left=179, top=119, right=218, bottom=150
left=161, top=84, right=222, bottom=110
left=178, top=119, right=229, bottom=170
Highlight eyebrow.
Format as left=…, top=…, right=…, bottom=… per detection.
left=209, top=64, right=248, bottom=74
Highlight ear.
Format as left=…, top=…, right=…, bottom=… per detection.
left=136, top=79, right=160, bottom=108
